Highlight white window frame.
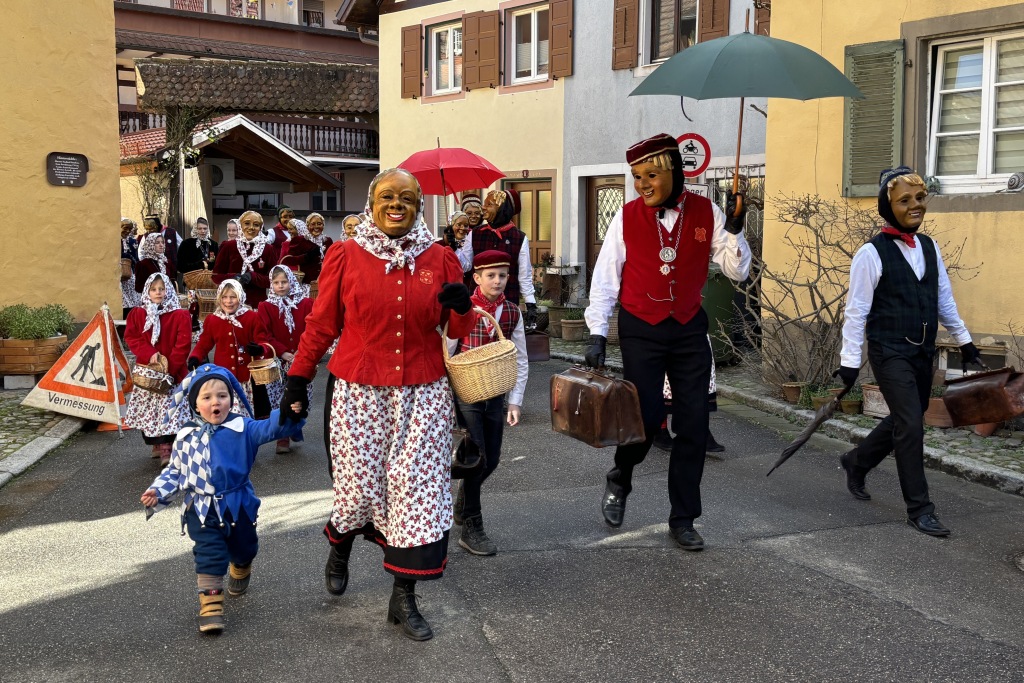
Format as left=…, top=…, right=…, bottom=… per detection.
left=640, top=0, right=700, bottom=67
left=927, top=30, right=1024, bottom=194
left=510, top=5, right=550, bottom=85
left=429, top=22, right=463, bottom=96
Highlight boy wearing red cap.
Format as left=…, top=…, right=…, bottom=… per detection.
left=448, top=249, right=530, bottom=555
left=584, top=133, right=751, bottom=550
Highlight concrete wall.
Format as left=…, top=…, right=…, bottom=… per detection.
left=562, top=0, right=768, bottom=265
left=1, top=0, right=120, bottom=321
left=765, top=0, right=1024, bottom=339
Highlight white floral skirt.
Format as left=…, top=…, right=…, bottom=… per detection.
left=327, top=377, right=453, bottom=548
left=266, top=358, right=313, bottom=413
left=121, top=277, right=139, bottom=311
left=125, top=386, right=185, bottom=438
left=663, top=335, right=717, bottom=400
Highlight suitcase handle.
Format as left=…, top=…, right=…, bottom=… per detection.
left=552, top=383, right=561, bottom=412
left=575, top=390, right=584, bottom=416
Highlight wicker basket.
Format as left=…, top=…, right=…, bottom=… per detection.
left=308, top=281, right=318, bottom=300
left=184, top=269, right=215, bottom=290
left=294, top=271, right=305, bottom=283
left=120, top=259, right=133, bottom=282
left=443, top=308, right=518, bottom=403
left=248, top=346, right=281, bottom=386
left=196, top=289, right=218, bottom=322
left=131, top=356, right=174, bottom=395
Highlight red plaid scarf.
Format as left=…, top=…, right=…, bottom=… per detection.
left=462, top=289, right=519, bottom=350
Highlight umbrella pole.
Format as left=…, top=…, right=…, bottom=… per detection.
left=440, top=167, right=449, bottom=219
left=732, top=96, right=745, bottom=217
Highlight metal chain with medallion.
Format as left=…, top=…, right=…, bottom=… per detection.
left=656, top=195, right=687, bottom=276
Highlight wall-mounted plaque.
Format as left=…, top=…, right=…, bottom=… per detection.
left=46, top=152, right=89, bottom=187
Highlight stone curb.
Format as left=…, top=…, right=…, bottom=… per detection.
left=550, top=351, right=1024, bottom=498
left=0, top=416, right=85, bottom=490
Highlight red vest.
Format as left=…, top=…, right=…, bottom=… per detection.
left=620, top=193, right=713, bottom=326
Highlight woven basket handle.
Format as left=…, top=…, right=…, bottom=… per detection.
left=442, top=307, right=504, bottom=361
left=149, top=354, right=168, bottom=374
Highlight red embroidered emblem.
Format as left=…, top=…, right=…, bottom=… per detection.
left=419, top=269, right=434, bottom=285
left=694, top=227, right=707, bottom=243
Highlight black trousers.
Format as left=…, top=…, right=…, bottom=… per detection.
left=455, top=396, right=505, bottom=519
left=850, top=343, right=935, bottom=519
left=607, top=308, right=712, bottom=529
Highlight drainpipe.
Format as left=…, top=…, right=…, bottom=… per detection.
left=357, top=27, right=378, bottom=47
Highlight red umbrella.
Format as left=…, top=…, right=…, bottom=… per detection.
left=398, top=144, right=505, bottom=216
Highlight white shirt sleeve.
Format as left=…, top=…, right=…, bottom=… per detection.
left=934, top=241, right=973, bottom=345
left=709, top=203, right=751, bottom=283
left=509, top=315, right=529, bottom=406
left=840, top=244, right=882, bottom=368
left=457, top=236, right=474, bottom=273
left=265, top=228, right=277, bottom=245
left=519, top=236, right=536, bottom=304
left=584, top=208, right=626, bottom=337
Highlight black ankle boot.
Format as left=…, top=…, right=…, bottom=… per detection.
left=387, top=581, right=433, bottom=641
left=324, top=542, right=351, bottom=596
left=459, top=513, right=497, bottom=556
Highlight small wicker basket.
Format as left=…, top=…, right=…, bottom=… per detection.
left=196, top=289, right=218, bottom=322
left=183, top=269, right=215, bottom=290
left=443, top=308, right=518, bottom=403
left=120, top=259, right=133, bottom=282
left=131, top=355, right=174, bottom=395
left=248, top=346, right=281, bottom=386
left=294, top=270, right=305, bottom=283
left=308, top=281, right=319, bottom=300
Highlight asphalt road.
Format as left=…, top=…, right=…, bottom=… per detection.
left=2, top=360, right=1024, bottom=683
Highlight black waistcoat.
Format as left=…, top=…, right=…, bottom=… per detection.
left=866, top=233, right=939, bottom=355
left=472, top=224, right=526, bottom=303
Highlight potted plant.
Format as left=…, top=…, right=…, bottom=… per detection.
left=533, top=299, right=552, bottom=333
left=924, top=385, right=953, bottom=428
left=781, top=380, right=809, bottom=404
left=861, top=383, right=890, bottom=418
left=808, top=385, right=834, bottom=411
left=974, top=421, right=1000, bottom=437
left=839, top=386, right=863, bottom=415
left=559, top=307, right=589, bottom=342
left=0, top=304, right=75, bottom=375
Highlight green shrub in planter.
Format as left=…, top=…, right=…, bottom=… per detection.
left=0, top=304, right=75, bottom=340
left=562, top=306, right=585, bottom=321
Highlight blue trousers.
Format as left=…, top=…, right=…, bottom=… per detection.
left=455, top=396, right=505, bottom=519
left=185, top=507, right=259, bottom=576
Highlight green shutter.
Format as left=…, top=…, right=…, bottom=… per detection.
left=842, top=40, right=904, bottom=197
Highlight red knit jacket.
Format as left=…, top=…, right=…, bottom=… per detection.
left=124, top=307, right=193, bottom=382
left=134, top=259, right=174, bottom=292
left=212, top=240, right=280, bottom=305
left=279, top=236, right=322, bottom=282
left=257, top=298, right=314, bottom=357
left=289, top=240, right=476, bottom=386
left=189, top=310, right=272, bottom=383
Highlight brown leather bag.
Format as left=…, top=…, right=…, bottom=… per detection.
left=943, top=367, right=1024, bottom=427
left=525, top=330, right=550, bottom=362
left=550, top=366, right=646, bottom=448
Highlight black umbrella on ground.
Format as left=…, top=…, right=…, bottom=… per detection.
left=766, top=385, right=852, bottom=476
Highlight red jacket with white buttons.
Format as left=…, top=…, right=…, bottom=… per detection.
left=124, top=307, right=192, bottom=382
left=289, top=240, right=476, bottom=386
left=257, top=298, right=314, bottom=357
left=188, top=310, right=272, bottom=383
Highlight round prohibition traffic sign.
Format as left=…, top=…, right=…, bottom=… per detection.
left=675, top=133, right=711, bottom=178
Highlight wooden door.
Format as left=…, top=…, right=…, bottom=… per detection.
left=586, top=176, right=625, bottom=274
left=508, top=180, right=553, bottom=267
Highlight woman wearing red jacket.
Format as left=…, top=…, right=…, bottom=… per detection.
left=124, top=273, right=192, bottom=465
left=189, top=279, right=274, bottom=418
left=278, top=169, right=476, bottom=642
left=258, top=265, right=314, bottom=453
left=212, top=211, right=279, bottom=306
left=135, top=233, right=175, bottom=293
left=278, top=218, right=322, bottom=282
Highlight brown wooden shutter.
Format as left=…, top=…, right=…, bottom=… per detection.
left=612, top=0, right=639, bottom=70
left=698, top=0, right=729, bottom=43
left=754, top=3, right=770, bottom=36
left=463, top=10, right=500, bottom=90
left=549, top=0, right=573, bottom=78
left=400, top=24, right=422, bottom=99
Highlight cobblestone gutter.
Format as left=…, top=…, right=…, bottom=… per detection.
left=0, top=389, right=84, bottom=488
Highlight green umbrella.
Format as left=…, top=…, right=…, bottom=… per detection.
left=629, top=14, right=863, bottom=213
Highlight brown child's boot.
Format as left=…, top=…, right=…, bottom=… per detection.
left=275, top=439, right=292, bottom=454
left=227, top=563, right=252, bottom=596
left=198, top=589, right=225, bottom=633
left=158, top=443, right=172, bottom=467
left=150, top=444, right=160, bottom=458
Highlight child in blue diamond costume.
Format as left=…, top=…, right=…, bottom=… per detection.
left=140, top=363, right=305, bottom=634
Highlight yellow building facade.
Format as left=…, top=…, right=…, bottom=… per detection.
left=1, top=0, right=121, bottom=320
left=765, top=0, right=1024, bottom=345
left=379, top=0, right=566, bottom=261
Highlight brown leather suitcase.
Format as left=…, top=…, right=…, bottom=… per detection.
left=943, top=367, right=1024, bottom=426
left=550, top=366, right=646, bottom=448
left=525, top=330, right=550, bottom=362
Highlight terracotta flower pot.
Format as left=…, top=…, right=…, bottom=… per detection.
left=862, top=384, right=890, bottom=418
left=559, top=318, right=588, bottom=342
left=811, top=395, right=832, bottom=410
left=924, top=397, right=953, bottom=428
left=974, top=422, right=999, bottom=437
left=782, top=381, right=808, bottom=404
left=840, top=399, right=862, bottom=415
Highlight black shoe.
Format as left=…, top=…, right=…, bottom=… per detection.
left=908, top=513, right=950, bottom=537
left=387, top=584, right=433, bottom=641
left=706, top=432, right=725, bottom=453
left=653, top=427, right=673, bottom=452
left=669, top=526, right=705, bottom=551
left=324, top=544, right=351, bottom=596
left=601, top=486, right=627, bottom=527
left=459, top=514, right=497, bottom=556
left=840, top=451, right=871, bottom=501
left=453, top=482, right=465, bottom=526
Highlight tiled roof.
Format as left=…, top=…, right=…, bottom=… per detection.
left=120, top=128, right=167, bottom=160
left=136, top=58, right=377, bottom=115
left=116, top=29, right=373, bottom=66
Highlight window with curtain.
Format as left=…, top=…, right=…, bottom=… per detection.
left=647, top=0, right=698, bottom=63
left=511, top=5, right=550, bottom=83
left=928, top=32, right=1024, bottom=192
left=229, top=0, right=259, bottom=19
left=430, top=22, right=463, bottom=95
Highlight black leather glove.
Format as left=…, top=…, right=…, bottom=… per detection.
left=236, top=272, right=253, bottom=287
left=960, top=342, right=982, bottom=367
left=443, top=226, right=457, bottom=248
left=584, top=335, right=607, bottom=369
left=279, top=375, right=310, bottom=423
left=187, top=357, right=200, bottom=371
left=245, top=342, right=264, bottom=358
left=833, top=366, right=859, bottom=390
left=437, top=282, right=472, bottom=315
left=724, top=192, right=746, bottom=234
left=525, top=303, right=538, bottom=330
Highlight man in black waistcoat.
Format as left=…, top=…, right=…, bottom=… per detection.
left=835, top=166, right=980, bottom=537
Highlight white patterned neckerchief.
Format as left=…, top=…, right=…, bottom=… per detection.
left=140, top=272, right=181, bottom=346
left=139, top=233, right=168, bottom=273
left=212, top=279, right=251, bottom=328
left=352, top=195, right=435, bottom=275
left=237, top=232, right=267, bottom=275
left=266, top=265, right=306, bottom=333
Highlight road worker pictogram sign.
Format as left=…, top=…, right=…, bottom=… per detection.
left=22, top=305, right=133, bottom=425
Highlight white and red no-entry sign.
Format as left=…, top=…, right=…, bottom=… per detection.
left=675, top=133, right=711, bottom=178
